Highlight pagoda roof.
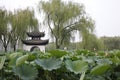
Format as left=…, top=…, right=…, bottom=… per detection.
left=27, top=30, right=45, bottom=37
left=22, top=39, right=49, bottom=45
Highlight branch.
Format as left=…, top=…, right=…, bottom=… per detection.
left=0, top=37, right=3, bottom=44
left=62, top=21, right=79, bottom=31
left=54, top=14, right=61, bottom=40
left=47, top=13, right=58, bottom=39
left=60, top=35, right=66, bottom=46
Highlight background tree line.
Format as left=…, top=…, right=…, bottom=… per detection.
left=0, top=8, right=38, bottom=52
left=100, top=36, right=120, bottom=50
left=0, top=0, right=96, bottom=52
left=0, top=0, right=119, bottom=52
left=46, top=36, right=120, bottom=51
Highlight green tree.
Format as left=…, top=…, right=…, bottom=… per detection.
left=0, top=9, right=11, bottom=52
left=39, top=0, right=94, bottom=49
left=82, top=34, right=104, bottom=51
left=10, top=9, right=38, bottom=51
left=101, top=36, right=120, bottom=50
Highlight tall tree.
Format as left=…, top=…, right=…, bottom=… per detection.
left=39, top=0, right=94, bottom=49
left=0, top=9, right=11, bottom=52
left=10, top=9, right=38, bottom=51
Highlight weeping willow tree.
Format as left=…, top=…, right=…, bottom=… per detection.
left=0, top=8, right=38, bottom=52
left=39, top=0, right=95, bottom=49
left=10, top=9, right=38, bottom=51
left=0, top=9, right=11, bottom=52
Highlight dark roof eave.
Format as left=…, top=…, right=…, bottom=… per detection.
left=22, top=40, right=49, bottom=45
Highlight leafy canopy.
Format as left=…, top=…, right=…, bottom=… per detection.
left=39, top=0, right=95, bottom=49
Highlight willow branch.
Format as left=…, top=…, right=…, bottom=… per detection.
left=48, top=14, right=57, bottom=38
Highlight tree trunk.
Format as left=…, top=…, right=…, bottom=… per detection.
left=4, top=46, right=7, bottom=52
left=13, top=40, right=17, bottom=51
left=56, top=45, right=60, bottom=49
left=13, top=44, right=16, bottom=51
left=55, top=38, right=60, bottom=49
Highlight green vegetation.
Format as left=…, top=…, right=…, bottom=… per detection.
left=0, top=0, right=120, bottom=80
left=0, top=8, right=38, bottom=52
left=0, top=0, right=105, bottom=52
left=0, top=49, right=120, bottom=80
left=10, top=9, right=38, bottom=51
left=39, top=0, right=95, bottom=49
left=0, top=9, right=11, bottom=52
left=101, top=36, right=120, bottom=50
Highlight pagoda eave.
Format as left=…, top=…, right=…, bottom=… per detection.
left=22, top=40, right=49, bottom=45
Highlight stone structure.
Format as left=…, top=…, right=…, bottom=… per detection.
left=22, top=30, right=49, bottom=52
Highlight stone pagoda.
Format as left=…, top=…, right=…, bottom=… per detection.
left=22, top=29, right=49, bottom=52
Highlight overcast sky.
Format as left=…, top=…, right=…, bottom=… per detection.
left=0, top=0, right=120, bottom=37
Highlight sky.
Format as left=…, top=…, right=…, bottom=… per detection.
left=0, top=0, right=120, bottom=37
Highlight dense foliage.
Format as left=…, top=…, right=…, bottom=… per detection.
left=39, top=0, right=95, bottom=49
left=101, top=36, right=120, bottom=50
left=0, top=8, right=38, bottom=52
left=0, top=49, right=120, bottom=80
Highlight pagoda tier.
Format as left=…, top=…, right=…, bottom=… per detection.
left=22, top=39, right=49, bottom=45
left=27, top=30, right=45, bottom=38
left=22, top=29, right=49, bottom=45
